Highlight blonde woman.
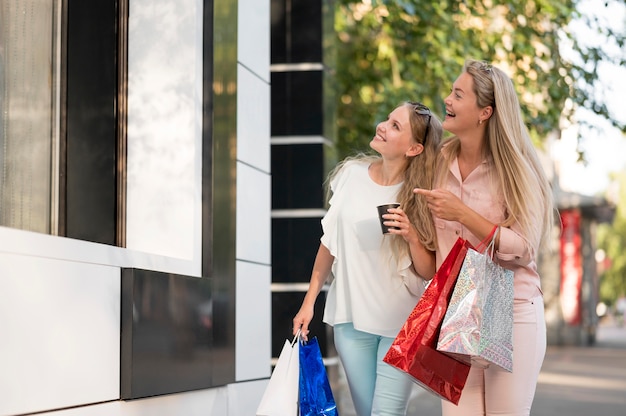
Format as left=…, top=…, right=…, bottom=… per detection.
left=415, top=59, right=554, bottom=416
left=293, top=101, right=442, bottom=415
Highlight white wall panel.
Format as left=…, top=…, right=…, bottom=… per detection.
left=235, top=261, right=271, bottom=381
left=238, top=0, right=270, bottom=82
left=43, top=387, right=226, bottom=416
left=43, top=402, right=122, bottom=416
left=237, top=66, right=271, bottom=173
left=0, top=254, right=120, bottom=416
left=236, top=162, right=271, bottom=264
left=235, top=0, right=272, bottom=397
left=119, top=387, right=227, bottom=416
left=0, top=227, right=198, bottom=278
left=228, top=380, right=269, bottom=416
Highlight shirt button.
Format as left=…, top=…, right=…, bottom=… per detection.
left=455, top=230, right=460, bottom=235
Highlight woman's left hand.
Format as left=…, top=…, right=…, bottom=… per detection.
left=384, top=207, right=418, bottom=243
left=386, top=205, right=437, bottom=279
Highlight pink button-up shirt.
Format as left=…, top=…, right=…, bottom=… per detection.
left=434, top=157, right=542, bottom=301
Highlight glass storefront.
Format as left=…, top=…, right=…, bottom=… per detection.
left=0, top=1, right=60, bottom=233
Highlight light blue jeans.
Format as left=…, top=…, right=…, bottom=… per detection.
left=334, top=323, right=413, bottom=416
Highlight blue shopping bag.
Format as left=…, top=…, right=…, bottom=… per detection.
left=299, top=337, right=339, bottom=416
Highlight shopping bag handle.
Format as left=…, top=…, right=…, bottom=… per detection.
left=292, top=329, right=301, bottom=347
left=486, top=226, right=500, bottom=257
left=475, top=225, right=498, bottom=253
left=480, top=226, right=501, bottom=259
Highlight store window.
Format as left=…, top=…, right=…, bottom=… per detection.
left=0, top=1, right=60, bottom=234
left=0, top=0, right=207, bottom=258
left=0, top=0, right=124, bottom=245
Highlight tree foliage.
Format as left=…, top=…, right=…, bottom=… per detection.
left=332, top=0, right=626, bottom=159
left=598, top=171, right=626, bottom=306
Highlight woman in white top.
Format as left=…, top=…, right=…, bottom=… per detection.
left=293, top=101, right=443, bottom=415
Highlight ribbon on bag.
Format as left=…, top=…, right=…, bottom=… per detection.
left=299, top=336, right=338, bottom=416
left=256, top=330, right=300, bottom=416
left=437, top=227, right=515, bottom=372
left=383, top=236, right=472, bottom=405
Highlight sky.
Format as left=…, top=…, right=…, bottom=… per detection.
left=553, top=0, right=626, bottom=197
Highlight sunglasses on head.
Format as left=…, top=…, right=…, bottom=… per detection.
left=408, top=102, right=431, bottom=144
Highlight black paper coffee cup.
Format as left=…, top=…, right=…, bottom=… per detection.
left=377, top=203, right=400, bottom=234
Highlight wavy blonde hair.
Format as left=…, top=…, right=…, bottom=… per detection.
left=435, top=59, right=554, bottom=250
left=326, top=102, right=443, bottom=252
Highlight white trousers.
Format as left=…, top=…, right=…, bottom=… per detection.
left=441, top=295, right=546, bottom=416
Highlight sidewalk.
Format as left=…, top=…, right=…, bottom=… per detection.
left=533, top=318, right=626, bottom=416
left=332, top=318, right=626, bottom=415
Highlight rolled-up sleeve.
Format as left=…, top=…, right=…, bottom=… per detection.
left=495, top=224, right=534, bottom=266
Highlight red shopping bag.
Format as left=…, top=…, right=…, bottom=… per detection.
left=383, top=237, right=472, bottom=405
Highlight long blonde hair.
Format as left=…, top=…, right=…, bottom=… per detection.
left=436, top=59, right=554, bottom=250
left=326, top=102, right=443, bottom=252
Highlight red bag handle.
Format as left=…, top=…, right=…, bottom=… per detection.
left=474, top=225, right=498, bottom=253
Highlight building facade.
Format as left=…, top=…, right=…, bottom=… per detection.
left=1, top=0, right=276, bottom=415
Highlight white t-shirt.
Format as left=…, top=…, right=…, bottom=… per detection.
left=321, top=160, right=424, bottom=338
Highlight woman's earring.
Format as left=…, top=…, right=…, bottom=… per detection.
left=479, top=119, right=483, bottom=125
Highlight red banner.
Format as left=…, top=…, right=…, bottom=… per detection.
left=559, top=210, right=582, bottom=325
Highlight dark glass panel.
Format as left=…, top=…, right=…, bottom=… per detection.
left=272, top=217, right=322, bottom=283
left=272, top=143, right=325, bottom=209
left=290, top=0, right=322, bottom=62
left=271, top=71, right=323, bottom=136
left=271, top=0, right=322, bottom=64
left=64, top=0, right=118, bottom=244
left=121, top=269, right=214, bottom=399
left=270, top=0, right=287, bottom=63
left=272, top=291, right=328, bottom=357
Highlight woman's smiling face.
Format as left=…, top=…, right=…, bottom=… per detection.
left=442, top=71, right=483, bottom=136
left=370, top=105, right=415, bottom=159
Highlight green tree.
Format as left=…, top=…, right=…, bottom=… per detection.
left=598, top=170, right=626, bottom=307
left=332, top=0, right=626, bottom=158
